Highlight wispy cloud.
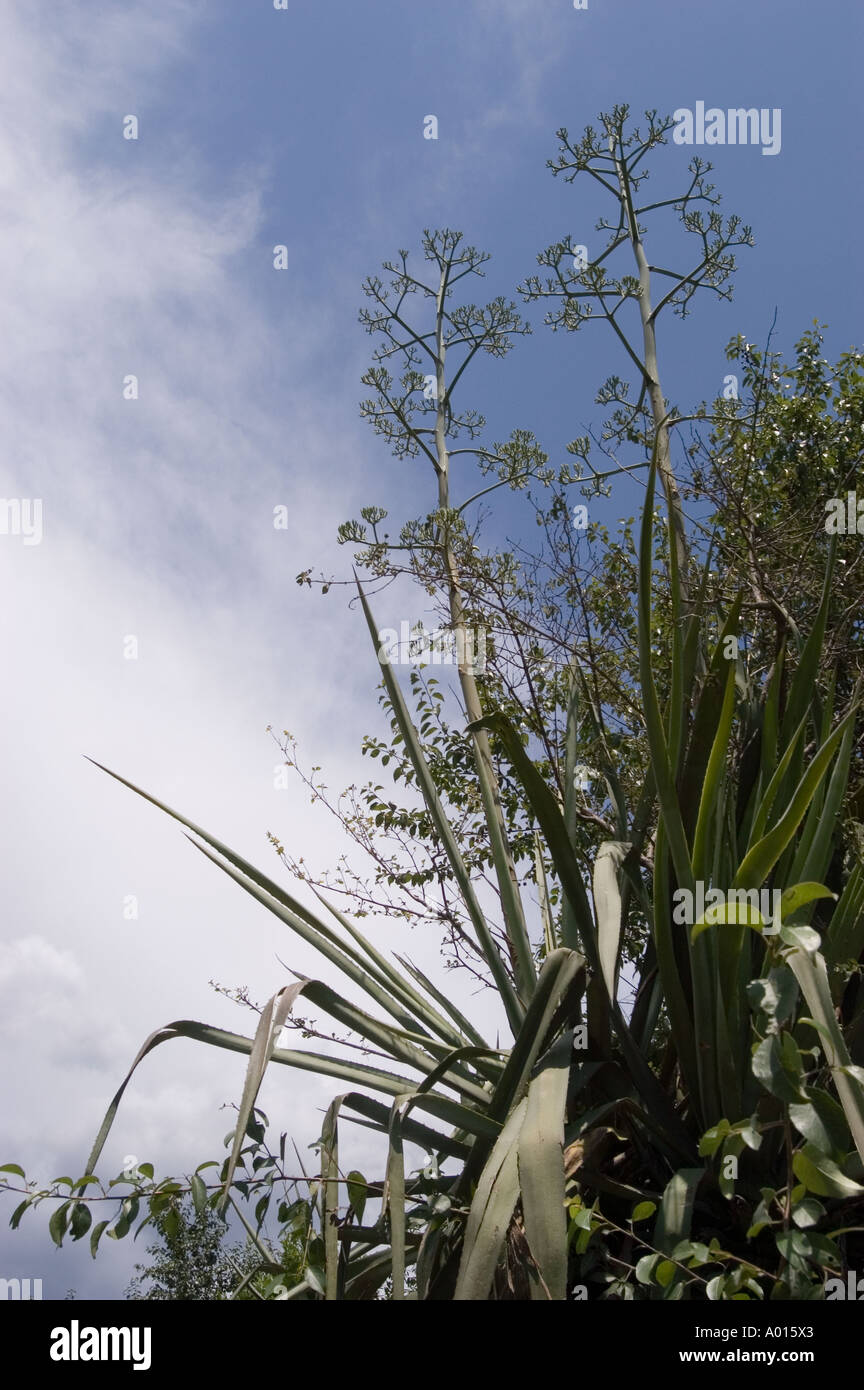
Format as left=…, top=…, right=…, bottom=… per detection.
left=0, top=2, right=459, bottom=1295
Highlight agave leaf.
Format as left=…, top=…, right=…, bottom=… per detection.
left=665, top=460, right=686, bottom=767
left=84, top=1019, right=502, bottom=1179
left=454, top=1099, right=526, bottom=1300
left=455, top=949, right=584, bottom=1197
left=339, top=1092, right=471, bottom=1160
left=789, top=717, right=854, bottom=889
left=534, top=830, right=557, bottom=958
left=220, top=983, right=305, bottom=1210
left=392, top=954, right=493, bottom=1058
left=824, top=864, right=864, bottom=982
left=747, top=711, right=809, bottom=853
left=681, top=532, right=718, bottom=700
left=651, top=821, right=699, bottom=1100
left=518, top=1032, right=571, bottom=1300
left=483, top=950, right=584, bottom=1129
left=653, top=1168, right=704, bottom=1256
left=759, top=644, right=785, bottom=788
left=678, top=597, right=742, bottom=845
left=733, top=710, right=856, bottom=891
left=466, top=711, right=597, bottom=965
left=636, top=454, right=693, bottom=893
left=568, top=662, right=629, bottom=839
left=86, top=758, right=447, bottom=1043
left=785, top=946, right=864, bottom=1167
left=640, top=459, right=719, bottom=1129
left=186, top=834, right=452, bottom=1042
left=466, top=731, right=538, bottom=1005
left=779, top=538, right=836, bottom=746
left=282, top=977, right=491, bottom=1105
left=353, top=584, right=525, bottom=1033
left=691, top=662, right=736, bottom=882
left=308, top=882, right=487, bottom=1053
left=459, top=744, right=695, bottom=1150
left=592, top=842, right=630, bottom=1003
left=317, top=1097, right=341, bottom=1300
left=385, top=1101, right=407, bottom=1301
left=344, top=1243, right=420, bottom=1300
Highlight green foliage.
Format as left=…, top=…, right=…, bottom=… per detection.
left=125, top=1198, right=264, bottom=1301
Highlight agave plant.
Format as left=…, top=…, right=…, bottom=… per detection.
left=471, top=458, right=864, bottom=1300
left=20, top=446, right=864, bottom=1301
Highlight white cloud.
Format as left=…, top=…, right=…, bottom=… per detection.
left=0, top=6, right=508, bottom=1301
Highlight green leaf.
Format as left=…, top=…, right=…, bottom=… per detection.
left=0, top=1164, right=26, bottom=1178
left=737, top=1121, right=762, bottom=1152
left=347, top=1171, right=367, bottom=1224
left=780, top=883, right=837, bottom=919
left=677, top=1240, right=710, bottom=1266
left=190, top=1173, right=207, bottom=1216
left=752, top=1035, right=804, bottom=1103
left=631, top=1201, right=657, bottom=1223
left=776, top=1228, right=841, bottom=1271
left=789, top=1089, right=848, bottom=1159
left=49, top=1201, right=71, bottom=1247
left=10, top=1199, right=33, bottom=1231
left=691, top=900, right=768, bottom=942
left=793, top=1144, right=864, bottom=1198
left=636, top=1253, right=659, bottom=1285
left=747, top=968, right=798, bottom=1026
left=792, top=1198, right=825, bottom=1229
left=824, top=863, right=864, bottom=979
left=800, top=717, right=861, bottom=889
left=568, top=1201, right=594, bottom=1231
left=746, top=1199, right=775, bottom=1239
left=699, top=1120, right=730, bottom=1157
left=70, top=1202, right=92, bottom=1240
left=780, top=924, right=821, bottom=953
left=90, top=1220, right=109, bottom=1258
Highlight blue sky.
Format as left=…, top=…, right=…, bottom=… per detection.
left=1, top=0, right=861, bottom=1300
